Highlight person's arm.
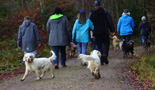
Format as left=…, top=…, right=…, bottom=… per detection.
left=88, top=10, right=94, bottom=21
left=65, top=17, right=72, bottom=42
left=46, top=18, right=51, bottom=35
left=34, top=24, right=41, bottom=45
left=131, top=18, right=135, bottom=30
left=89, top=19, right=94, bottom=31
left=147, top=22, right=151, bottom=32
left=17, top=27, right=22, bottom=49
left=72, top=20, right=78, bottom=42
left=117, top=18, right=121, bottom=33
left=104, top=8, right=115, bottom=33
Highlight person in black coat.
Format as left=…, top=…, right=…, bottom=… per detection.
left=89, top=0, right=115, bottom=65
left=139, top=16, right=151, bottom=47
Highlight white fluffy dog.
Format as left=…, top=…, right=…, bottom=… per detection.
left=78, top=50, right=101, bottom=79
left=113, top=36, right=120, bottom=50
left=21, top=50, right=56, bottom=81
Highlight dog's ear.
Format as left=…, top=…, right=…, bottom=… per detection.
left=23, top=56, right=26, bottom=61
left=30, top=55, right=34, bottom=61
left=97, top=51, right=102, bottom=58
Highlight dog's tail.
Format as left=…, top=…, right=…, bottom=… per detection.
left=49, top=50, right=56, bottom=62
left=78, top=54, right=95, bottom=62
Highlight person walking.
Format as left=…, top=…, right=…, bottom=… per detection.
left=17, top=16, right=41, bottom=57
left=117, top=9, right=135, bottom=54
left=139, top=16, right=151, bottom=47
left=46, top=7, right=72, bottom=69
left=72, top=10, right=94, bottom=55
left=89, top=0, right=115, bottom=65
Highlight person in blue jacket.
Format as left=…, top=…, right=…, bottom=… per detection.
left=117, top=9, right=135, bottom=53
left=72, top=10, right=94, bottom=55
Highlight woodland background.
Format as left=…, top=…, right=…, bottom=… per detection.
left=0, top=0, right=155, bottom=88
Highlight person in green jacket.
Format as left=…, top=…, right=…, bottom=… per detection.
left=46, top=7, right=72, bottom=69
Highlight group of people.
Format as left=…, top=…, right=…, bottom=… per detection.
left=17, top=0, right=151, bottom=69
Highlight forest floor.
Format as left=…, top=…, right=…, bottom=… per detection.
left=0, top=47, right=144, bottom=90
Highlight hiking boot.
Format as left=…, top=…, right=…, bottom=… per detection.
left=103, top=56, right=108, bottom=64
left=62, top=65, right=67, bottom=67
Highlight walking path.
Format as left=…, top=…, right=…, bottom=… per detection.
left=0, top=50, right=132, bottom=90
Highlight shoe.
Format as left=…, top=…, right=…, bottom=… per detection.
left=103, top=56, right=108, bottom=64
left=62, top=65, right=67, bottom=67
left=104, top=59, right=109, bottom=64
left=55, top=64, right=59, bottom=69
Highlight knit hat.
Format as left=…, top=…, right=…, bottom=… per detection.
left=123, top=9, right=128, bottom=13
left=79, top=10, right=85, bottom=14
left=94, top=0, right=100, bottom=6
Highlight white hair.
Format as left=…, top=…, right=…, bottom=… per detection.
left=141, top=16, right=146, bottom=21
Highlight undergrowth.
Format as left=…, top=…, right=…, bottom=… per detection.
left=130, top=48, right=155, bottom=87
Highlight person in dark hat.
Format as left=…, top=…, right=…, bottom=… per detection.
left=89, top=0, right=115, bottom=65
left=117, top=9, right=135, bottom=56
left=46, top=7, right=72, bottom=69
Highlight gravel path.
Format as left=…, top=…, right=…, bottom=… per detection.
left=0, top=50, right=131, bottom=90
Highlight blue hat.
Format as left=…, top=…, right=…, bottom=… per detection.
left=123, top=9, right=128, bottom=13
left=94, top=0, right=100, bottom=6
left=79, top=10, right=85, bottom=14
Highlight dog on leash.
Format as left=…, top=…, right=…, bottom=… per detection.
left=119, top=41, right=123, bottom=50
left=113, top=36, right=120, bottom=50
left=78, top=50, right=101, bottom=79
left=68, top=42, right=77, bottom=58
left=21, top=50, right=56, bottom=81
left=123, top=40, right=134, bottom=58
left=144, top=36, right=151, bottom=51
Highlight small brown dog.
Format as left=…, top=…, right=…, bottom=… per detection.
left=113, top=36, right=120, bottom=50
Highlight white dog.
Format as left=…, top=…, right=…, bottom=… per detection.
left=78, top=50, right=101, bottom=79
left=113, top=36, right=120, bottom=50
left=119, top=41, right=123, bottom=50
left=21, top=50, right=56, bottom=81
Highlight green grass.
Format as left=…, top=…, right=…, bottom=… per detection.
left=130, top=49, right=155, bottom=87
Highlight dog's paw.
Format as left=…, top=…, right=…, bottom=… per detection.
left=40, top=77, right=42, bottom=79
left=52, top=75, right=55, bottom=78
left=37, top=77, right=41, bottom=80
left=21, top=78, right=24, bottom=81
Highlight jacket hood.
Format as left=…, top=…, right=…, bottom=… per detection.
left=94, top=7, right=104, bottom=15
left=122, top=14, right=129, bottom=18
left=22, top=20, right=31, bottom=27
left=50, top=15, right=64, bottom=24
left=50, top=14, right=63, bottom=20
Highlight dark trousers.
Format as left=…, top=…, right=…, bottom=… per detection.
left=90, top=38, right=98, bottom=50
left=122, top=35, right=131, bottom=52
left=95, top=35, right=110, bottom=63
left=52, top=46, right=66, bottom=65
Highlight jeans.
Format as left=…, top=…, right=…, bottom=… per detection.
left=24, top=51, right=36, bottom=57
left=122, top=35, right=131, bottom=52
left=78, top=43, right=88, bottom=54
left=52, top=46, right=66, bottom=65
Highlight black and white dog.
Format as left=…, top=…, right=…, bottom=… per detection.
left=144, top=36, right=151, bottom=51
left=123, top=40, right=134, bottom=58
